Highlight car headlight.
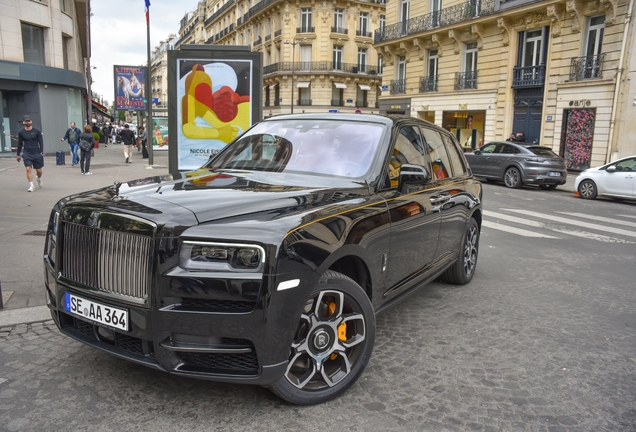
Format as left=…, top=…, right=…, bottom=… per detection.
left=179, top=241, right=265, bottom=272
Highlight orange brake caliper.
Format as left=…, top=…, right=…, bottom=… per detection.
left=325, top=301, right=347, bottom=360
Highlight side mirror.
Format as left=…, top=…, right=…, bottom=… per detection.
left=473, top=150, right=481, bottom=155
left=398, top=164, right=430, bottom=193
left=606, top=165, right=617, bottom=172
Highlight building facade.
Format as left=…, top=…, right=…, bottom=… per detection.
left=173, top=0, right=387, bottom=116
left=0, top=0, right=89, bottom=155
left=150, top=36, right=176, bottom=109
left=374, top=0, right=635, bottom=169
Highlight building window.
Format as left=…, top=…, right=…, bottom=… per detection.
left=378, top=57, right=383, bottom=75
left=62, top=36, right=69, bottom=69
left=456, top=42, right=478, bottom=89
left=300, top=8, right=312, bottom=32
left=421, top=49, right=438, bottom=92
left=334, top=8, right=345, bottom=32
left=400, top=0, right=409, bottom=35
left=391, top=55, right=406, bottom=94
left=431, top=0, right=442, bottom=27
left=21, top=23, right=45, bottom=66
left=358, top=13, right=369, bottom=37
left=357, top=49, right=367, bottom=73
left=60, top=0, right=68, bottom=13
left=379, top=15, right=385, bottom=31
left=333, top=45, right=343, bottom=70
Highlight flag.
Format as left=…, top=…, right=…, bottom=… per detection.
left=145, top=0, right=150, bottom=24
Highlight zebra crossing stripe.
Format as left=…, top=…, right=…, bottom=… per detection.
left=558, top=212, right=636, bottom=228
left=504, top=209, right=636, bottom=238
left=482, top=220, right=559, bottom=238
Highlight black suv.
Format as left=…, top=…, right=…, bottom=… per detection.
left=44, top=114, right=482, bottom=405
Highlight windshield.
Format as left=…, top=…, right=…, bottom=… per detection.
left=528, top=147, right=559, bottom=158
left=205, top=119, right=385, bottom=178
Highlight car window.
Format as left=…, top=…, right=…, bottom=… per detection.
left=442, top=133, right=467, bottom=176
left=614, top=158, right=636, bottom=171
left=479, top=143, right=497, bottom=154
left=420, top=127, right=452, bottom=179
left=500, top=144, right=517, bottom=154
left=388, top=126, right=428, bottom=187
left=207, top=119, right=385, bottom=178
left=528, top=147, right=559, bottom=158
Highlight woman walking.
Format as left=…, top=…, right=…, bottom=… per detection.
left=78, top=124, right=95, bottom=175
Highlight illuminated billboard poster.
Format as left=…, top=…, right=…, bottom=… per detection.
left=176, top=59, right=252, bottom=170
left=114, top=65, right=147, bottom=111
left=152, top=117, right=168, bottom=151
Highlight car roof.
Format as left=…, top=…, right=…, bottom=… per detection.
left=484, top=141, right=554, bottom=150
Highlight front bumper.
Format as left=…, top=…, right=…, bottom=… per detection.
left=44, top=258, right=318, bottom=386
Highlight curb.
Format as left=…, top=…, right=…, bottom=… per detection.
left=0, top=305, right=51, bottom=328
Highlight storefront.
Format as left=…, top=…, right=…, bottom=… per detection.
left=379, top=98, right=411, bottom=115
left=441, top=111, right=486, bottom=151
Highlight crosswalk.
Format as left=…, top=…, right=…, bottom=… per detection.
left=483, top=209, right=636, bottom=243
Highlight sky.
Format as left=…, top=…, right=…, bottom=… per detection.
left=90, top=0, right=201, bottom=105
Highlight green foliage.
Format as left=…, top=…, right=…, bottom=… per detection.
left=93, top=132, right=100, bottom=142
left=118, top=111, right=125, bottom=121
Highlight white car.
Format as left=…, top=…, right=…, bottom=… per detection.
left=574, top=156, right=636, bottom=200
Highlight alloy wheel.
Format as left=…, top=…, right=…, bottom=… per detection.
left=463, top=223, right=478, bottom=277
left=504, top=167, right=521, bottom=188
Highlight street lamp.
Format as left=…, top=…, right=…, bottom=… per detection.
left=284, top=40, right=299, bottom=114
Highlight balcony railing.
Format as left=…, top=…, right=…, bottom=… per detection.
left=512, top=65, right=546, bottom=88
left=454, top=71, right=478, bottom=90
left=356, top=30, right=372, bottom=38
left=274, top=29, right=281, bottom=38
left=355, top=101, right=369, bottom=108
left=253, top=37, right=262, bottom=47
left=375, top=0, right=496, bottom=43
left=419, top=75, right=438, bottom=92
left=262, top=61, right=382, bottom=75
left=274, top=99, right=280, bottom=106
left=390, top=79, right=406, bottom=95
left=331, top=27, right=348, bottom=34
left=331, top=99, right=345, bottom=106
left=297, top=26, right=315, bottom=33
left=297, top=99, right=312, bottom=106
left=569, top=54, right=606, bottom=81
left=205, top=0, right=235, bottom=26
left=265, top=34, right=271, bottom=41
left=265, top=100, right=270, bottom=107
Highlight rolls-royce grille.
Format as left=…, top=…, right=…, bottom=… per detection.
left=60, top=222, right=152, bottom=303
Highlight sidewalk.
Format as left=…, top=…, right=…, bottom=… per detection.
left=0, top=143, right=170, bottom=325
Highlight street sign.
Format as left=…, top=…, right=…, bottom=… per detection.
left=328, top=109, right=338, bottom=113
left=381, top=85, right=389, bottom=91
left=346, top=98, right=353, bottom=103
left=152, top=98, right=159, bottom=104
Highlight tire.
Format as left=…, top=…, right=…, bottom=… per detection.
left=441, top=218, right=480, bottom=285
left=539, top=184, right=558, bottom=190
left=269, top=271, right=375, bottom=405
left=504, top=167, right=523, bottom=189
left=578, top=179, right=597, bottom=200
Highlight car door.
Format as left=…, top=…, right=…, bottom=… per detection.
left=487, top=143, right=517, bottom=179
left=382, top=124, right=441, bottom=301
left=599, top=157, right=636, bottom=197
left=465, top=143, right=497, bottom=177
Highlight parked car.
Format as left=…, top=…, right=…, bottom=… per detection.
left=464, top=141, right=567, bottom=189
left=574, top=155, right=636, bottom=200
left=43, top=114, right=482, bottom=405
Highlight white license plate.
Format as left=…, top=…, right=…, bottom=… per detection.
left=549, top=172, right=562, bottom=177
left=64, top=293, right=128, bottom=331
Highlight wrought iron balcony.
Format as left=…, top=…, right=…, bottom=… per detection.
left=262, top=61, right=382, bottom=75
left=273, top=99, right=280, bottom=106
left=265, top=100, right=270, bottom=107
left=512, top=65, right=546, bottom=88
left=297, top=99, right=312, bottom=106
left=274, top=29, right=281, bottom=37
left=331, top=99, right=345, bottom=106
left=253, top=37, right=262, bottom=47
left=331, top=27, right=348, bottom=34
left=265, top=34, right=271, bottom=41
left=390, top=79, right=406, bottom=95
left=263, top=63, right=279, bottom=74
left=356, top=30, right=372, bottom=38
left=297, top=26, right=315, bottom=33
left=355, top=101, right=369, bottom=108
left=419, top=76, right=438, bottom=92
left=375, top=0, right=496, bottom=44
left=569, top=54, right=606, bottom=81
left=454, top=71, right=477, bottom=90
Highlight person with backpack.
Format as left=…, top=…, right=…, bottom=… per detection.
left=61, top=121, right=81, bottom=166
left=78, top=124, right=95, bottom=175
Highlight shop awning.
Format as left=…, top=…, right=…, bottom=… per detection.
left=297, top=81, right=311, bottom=88
left=91, top=100, right=113, bottom=122
left=358, top=84, right=371, bottom=91
left=269, top=83, right=279, bottom=89
left=334, top=82, right=347, bottom=89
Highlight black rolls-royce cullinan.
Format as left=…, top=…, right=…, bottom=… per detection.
left=44, top=114, right=482, bottom=405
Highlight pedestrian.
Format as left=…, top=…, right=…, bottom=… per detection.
left=99, top=124, right=107, bottom=148
left=78, top=124, right=95, bottom=175
left=61, top=121, right=81, bottom=166
left=508, top=133, right=516, bottom=142
left=138, top=126, right=148, bottom=158
left=515, top=132, right=526, bottom=142
left=16, top=115, right=44, bottom=192
left=119, top=123, right=136, bottom=163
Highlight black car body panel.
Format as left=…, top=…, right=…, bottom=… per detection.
left=44, top=114, right=482, bottom=388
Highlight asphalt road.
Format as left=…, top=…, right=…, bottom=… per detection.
left=1, top=165, right=635, bottom=430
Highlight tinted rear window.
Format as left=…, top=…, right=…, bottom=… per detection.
left=528, top=147, right=559, bottom=158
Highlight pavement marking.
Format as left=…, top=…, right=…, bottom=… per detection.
left=557, top=212, right=636, bottom=228
left=482, top=220, right=559, bottom=238
left=503, top=209, right=636, bottom=238
left=616, top=214, right=636, bottom=220
left=485, top=210, right=633, bottom=243
left=0, top=305, right=50, bottom=328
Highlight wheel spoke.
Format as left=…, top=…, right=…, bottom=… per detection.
left=291, top=313, right=312, bottom=349
left=320, top=351, right=352, bottom=387
left=315, top=290, right=344, bottom=320
left=285, top=351, right=319, bottom=389
left=339, top=313, right=366, bottom=348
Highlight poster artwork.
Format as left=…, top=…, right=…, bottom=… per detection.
left=177, top=59, right=252, bottom=170
left=152, top=117, right=168, bottom=151
left=114, top=66, right=146, bottom=111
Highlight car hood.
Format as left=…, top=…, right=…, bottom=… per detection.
left=110, top=169, right=368, bottom=224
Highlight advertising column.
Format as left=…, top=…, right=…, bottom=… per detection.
left=167, top=45, right=263, bottom=172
